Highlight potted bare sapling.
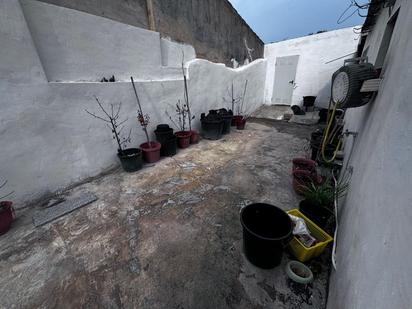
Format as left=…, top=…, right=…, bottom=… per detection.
left=223, top=81, right=242, bottom=127
left=86, top=97, right=143, bottom=172
left=166, top=100, right=191, bottom=149
left=181, top=56, right=198, bottom=144
left=131, top=77, right=161, bottom=163
left=0, top=179, right=14, bottom=235
left=236, top=80, right=249, bottom=130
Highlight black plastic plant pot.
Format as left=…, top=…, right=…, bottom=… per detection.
left=117, top=148, right=143, bottom=172
left=303, top=96, right=316, bottom=107
left=160, top=135, right=177, bottom=156
left=201, top=119, right=224, bottom=140
left=220, top=115, right=233, bottom=134
left=156, top=124, right=172, bottom=132
left=299, top=200, right=334, bottom=228
left=217, top=109, right=233, bottom=135
left=240, top=203, right=293, bottom=269
left=155, top=128, right=174, bottom=145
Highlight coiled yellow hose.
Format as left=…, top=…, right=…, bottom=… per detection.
left=321, top=102, right=342, bottom=163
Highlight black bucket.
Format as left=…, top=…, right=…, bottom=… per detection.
left=240, top=203, right=293, bottom=269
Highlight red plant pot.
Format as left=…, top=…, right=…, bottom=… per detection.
left=292, top=158, right=316, bottom=173
left=0, top=201, right=14, bottom=235
left=232, top=115, right=243, bottom=126
left=175, top=131, right=191, bottom=149
left=189, top=130, right=200, bottom=144
left=140, top=141, right=161, bottom=163
left=237, top=118, right=247, bottom=130
left=292, top=170, right=318, bottom=195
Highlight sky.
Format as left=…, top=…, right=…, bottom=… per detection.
left=228, top=0, right=365, bottom=43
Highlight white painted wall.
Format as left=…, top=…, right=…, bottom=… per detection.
left=0, top=0, right=46, bottom=84
left=327, top=1, right=412, bottom=309
left=264, top=27, right=360, bottom=108
left=0, top=0, right=266, bottom=206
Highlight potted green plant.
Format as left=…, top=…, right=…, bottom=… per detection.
left=0, top=180, right=14, bottom=235
left=131, top=77, right=161, bottom=163
left=166, top=100, right=191, bottom=149
left=300, top=175, right=349, bottom=228
left=86, top=97, right=143, bottom=172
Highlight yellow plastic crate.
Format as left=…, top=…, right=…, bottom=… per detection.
left=287, top=209, right=333, bottom=262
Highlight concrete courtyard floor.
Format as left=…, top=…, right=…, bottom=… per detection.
left=0, top=119, right=331, bottom=309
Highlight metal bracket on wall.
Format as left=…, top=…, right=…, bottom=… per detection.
left=360, top=78, right=382, bottom=92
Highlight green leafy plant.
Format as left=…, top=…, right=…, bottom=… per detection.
left=302, top=174, right=349, bottom=208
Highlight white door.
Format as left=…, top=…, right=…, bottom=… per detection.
left=271, top=55, right=299, bottom=105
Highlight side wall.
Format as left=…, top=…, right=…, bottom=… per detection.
left=0, top=0, right=267, bottom=207
left=264, top=28, right=360, bottom=108
left=327, top=1, right=412, bottom=308
left=36, top=0, right=264, bottom=66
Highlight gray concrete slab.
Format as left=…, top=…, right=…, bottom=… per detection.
left=0, top=121, right=330, bottom=308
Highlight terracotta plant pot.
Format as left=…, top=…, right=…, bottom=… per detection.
left=140, top=141, right=161, bottom=163
left=237, top=117, right=247, bottom=130
left=292, top=158, right=316, bottom=173
left=0, top=201, right=14, bottom=235
left=292, top=169, right=318, bottom=195
left=232, top=115, right=243, bottom=126
left=175, top=131, right=191, bottom=149
left=189, top=130, right=200, bottom=144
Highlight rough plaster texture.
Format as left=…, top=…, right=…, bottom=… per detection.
left=264, top=28, right=360, bottom=108
left=36, top=0, right=264, bottom=66
left=0, top=0, right=46, bottom=84
left=0, top=0, right=267, bottom=206
left=160, top=37, right=196, bottom=68
left=327, top=1, right=412, bottom=308
left=0, top=121, right=331, bottom=308
left=36, top=0, right=149, bottom=29
left=21, top=0, right=164, bottom=82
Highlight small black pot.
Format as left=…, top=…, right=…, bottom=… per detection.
left=156, top=124, right=172, bottom=132
left=217, top=109, right=233, bottom=135
left=155, top=128, right=174, bottom=144
left=118, top=148, right=143, bottom=172
left=299, top=200, right=333, bottom=228
left=155, top=124, right=177, bottom=156
left=303, top=96, right=316, bottom=107
left=160, top=135, right=177, bottom=156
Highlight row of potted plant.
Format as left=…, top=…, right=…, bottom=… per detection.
left=200, top=80, right=250, bottom=139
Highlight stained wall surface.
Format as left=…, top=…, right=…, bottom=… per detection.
left=36, top=0, right=264, bottom=66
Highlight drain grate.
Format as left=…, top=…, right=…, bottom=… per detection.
left=32, top=192, right=97, bottom=227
